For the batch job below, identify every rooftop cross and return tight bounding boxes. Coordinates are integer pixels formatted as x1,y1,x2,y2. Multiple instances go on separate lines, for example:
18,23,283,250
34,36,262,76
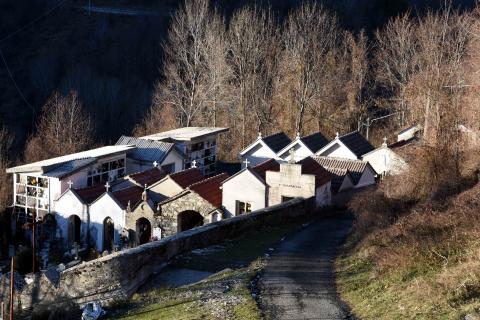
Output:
335,132,340,139
244,159,250,168
105,181,110,192
67,180,73,189
289,148,296,164
382,137,388,147
296,131,301,140
258,132,262,139
153,161,158,168
191,160,197,168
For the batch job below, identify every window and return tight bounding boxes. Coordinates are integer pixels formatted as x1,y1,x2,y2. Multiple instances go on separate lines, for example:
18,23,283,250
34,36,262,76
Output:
161,163,175,174
281,196,295,203
15,174,50,214
87,158,126,186
236,201,252,215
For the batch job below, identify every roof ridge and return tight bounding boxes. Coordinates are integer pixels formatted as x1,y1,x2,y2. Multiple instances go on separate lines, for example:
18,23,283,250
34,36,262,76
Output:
189,172,228,189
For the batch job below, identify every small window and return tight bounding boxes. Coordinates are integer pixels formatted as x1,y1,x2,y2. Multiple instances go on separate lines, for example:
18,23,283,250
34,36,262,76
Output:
236,201,252,215
281,196,294,203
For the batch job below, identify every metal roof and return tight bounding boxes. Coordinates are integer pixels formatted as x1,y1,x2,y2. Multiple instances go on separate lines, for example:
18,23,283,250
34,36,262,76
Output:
262,132,292,153
116,135,175,163
141,127,229,142
6,145,136,175
43,158,97,179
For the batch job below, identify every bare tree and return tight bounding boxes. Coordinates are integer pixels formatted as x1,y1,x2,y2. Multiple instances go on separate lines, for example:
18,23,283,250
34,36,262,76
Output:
227,6,280,147
156,0,230,127
281,3,340,134
375,13,417,128
25,91,94,162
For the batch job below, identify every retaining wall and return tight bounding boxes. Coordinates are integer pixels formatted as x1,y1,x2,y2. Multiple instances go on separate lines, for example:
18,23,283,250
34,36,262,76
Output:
0,197,315,311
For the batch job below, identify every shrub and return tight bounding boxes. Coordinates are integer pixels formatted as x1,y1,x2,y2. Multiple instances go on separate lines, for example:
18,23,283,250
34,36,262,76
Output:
14,247,39,275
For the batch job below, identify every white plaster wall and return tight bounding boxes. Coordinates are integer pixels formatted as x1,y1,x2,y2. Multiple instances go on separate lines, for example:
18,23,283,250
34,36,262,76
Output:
363,149,407,176
266,164,316,206
53,191,88,244
161,150,184,172
277,141,313,162
241,142,277,168
315,182,331,207
318,142,358,160
126,150,184,175
89,194,125,252
355,167,376,188
338,175,355,192
222,170,267,218
151,178,183,198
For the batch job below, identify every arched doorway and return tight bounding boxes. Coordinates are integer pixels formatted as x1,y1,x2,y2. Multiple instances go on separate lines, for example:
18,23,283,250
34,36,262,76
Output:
177,210,204,233
68,215,81,246
103,217,114,252
136,218,151,245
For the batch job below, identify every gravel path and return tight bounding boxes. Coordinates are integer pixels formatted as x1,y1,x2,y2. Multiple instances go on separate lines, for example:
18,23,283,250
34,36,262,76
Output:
259,214,354,320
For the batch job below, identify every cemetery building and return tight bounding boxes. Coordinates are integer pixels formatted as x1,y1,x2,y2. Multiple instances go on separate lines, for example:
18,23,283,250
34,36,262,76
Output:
221,159,280,218
266,157,332,207
156,173,229,237
239,132,291,168
140,127,229,176
311,156,377,189
362,138,408,176
7,145,136,222
149,167,205,201
316,131,375,160
277,132,329,162
116,136,184,174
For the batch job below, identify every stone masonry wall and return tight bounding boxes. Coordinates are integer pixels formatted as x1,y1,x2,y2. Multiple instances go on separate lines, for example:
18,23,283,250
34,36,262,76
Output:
0,197,315,312
157,191,215,237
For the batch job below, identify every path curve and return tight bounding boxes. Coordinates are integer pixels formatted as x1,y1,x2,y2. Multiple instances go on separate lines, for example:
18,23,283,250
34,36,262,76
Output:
259,214,354,320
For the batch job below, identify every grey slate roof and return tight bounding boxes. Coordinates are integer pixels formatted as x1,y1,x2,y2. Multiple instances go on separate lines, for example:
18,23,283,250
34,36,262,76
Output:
311,156,372,184
301,132,329,153
262,132,292,153
116,136,176,163
339,131,374,157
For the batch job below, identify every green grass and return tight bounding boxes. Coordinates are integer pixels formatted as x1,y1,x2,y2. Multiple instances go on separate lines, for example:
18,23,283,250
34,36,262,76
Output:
106,220,307,319
336,235,480,320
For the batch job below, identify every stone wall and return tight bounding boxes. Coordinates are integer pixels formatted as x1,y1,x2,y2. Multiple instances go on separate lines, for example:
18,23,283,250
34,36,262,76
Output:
157,191,216,237
0,197,315,312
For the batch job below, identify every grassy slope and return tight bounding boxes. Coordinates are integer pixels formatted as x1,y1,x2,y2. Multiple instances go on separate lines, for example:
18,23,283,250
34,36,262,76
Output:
336,184,480,319
106,222,307,320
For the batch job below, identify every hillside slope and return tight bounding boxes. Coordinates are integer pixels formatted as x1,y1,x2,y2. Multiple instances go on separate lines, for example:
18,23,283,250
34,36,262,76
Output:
337,183,480,319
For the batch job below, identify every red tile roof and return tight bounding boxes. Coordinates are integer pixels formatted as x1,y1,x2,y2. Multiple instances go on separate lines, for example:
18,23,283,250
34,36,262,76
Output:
169,168,205,189
252,159,280,181
129,167,166,187
189,173,229,208
298,157,332,187
75,184,106,204
112,186,144,208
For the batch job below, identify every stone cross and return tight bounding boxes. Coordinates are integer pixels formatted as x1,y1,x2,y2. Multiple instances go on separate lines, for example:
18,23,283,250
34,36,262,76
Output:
258,132,262,139
67,180,73,189
289,148,296,164
191,160,197,168
382,137,388,147
244,159,250,168
335,132,340,139
296,131,301,140
105,181,110,192
153,161,158,168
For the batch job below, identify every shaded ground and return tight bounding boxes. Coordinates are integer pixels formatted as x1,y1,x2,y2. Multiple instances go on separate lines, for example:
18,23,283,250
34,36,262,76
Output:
106,221,309,320
259,213,354,320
